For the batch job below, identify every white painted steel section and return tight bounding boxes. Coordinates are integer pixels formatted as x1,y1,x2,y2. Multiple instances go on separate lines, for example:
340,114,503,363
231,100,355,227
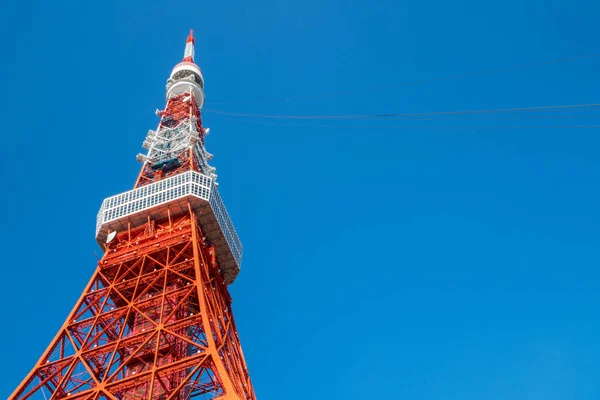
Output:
146,119,199,163
167,78,204,108
97,171,210,226
167,81,205,107
166,63,205,106
184,42,195,61
170,62,204,83
141,112,214,179
209,188,243,267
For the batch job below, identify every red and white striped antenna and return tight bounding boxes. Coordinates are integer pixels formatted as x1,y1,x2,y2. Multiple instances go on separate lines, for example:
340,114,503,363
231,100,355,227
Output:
183,29,195,62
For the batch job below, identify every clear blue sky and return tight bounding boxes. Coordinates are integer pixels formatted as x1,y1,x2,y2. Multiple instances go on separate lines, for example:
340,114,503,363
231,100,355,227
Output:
1,0,600,398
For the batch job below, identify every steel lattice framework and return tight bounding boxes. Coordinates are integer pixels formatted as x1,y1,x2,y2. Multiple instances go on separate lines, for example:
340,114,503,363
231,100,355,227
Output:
11,31,256,400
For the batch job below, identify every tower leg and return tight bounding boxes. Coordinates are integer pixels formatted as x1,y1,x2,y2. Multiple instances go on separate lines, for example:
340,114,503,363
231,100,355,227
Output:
11,212,255,400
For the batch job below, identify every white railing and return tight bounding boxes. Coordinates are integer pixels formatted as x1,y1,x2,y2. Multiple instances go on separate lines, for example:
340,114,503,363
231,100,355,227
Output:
209,187,243,267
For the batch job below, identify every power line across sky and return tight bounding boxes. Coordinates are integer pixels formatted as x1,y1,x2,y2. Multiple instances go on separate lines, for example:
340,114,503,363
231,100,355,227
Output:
204,102,600,121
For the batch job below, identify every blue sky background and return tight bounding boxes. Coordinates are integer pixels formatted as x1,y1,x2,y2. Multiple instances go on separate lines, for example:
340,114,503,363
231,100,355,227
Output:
1,0,600,398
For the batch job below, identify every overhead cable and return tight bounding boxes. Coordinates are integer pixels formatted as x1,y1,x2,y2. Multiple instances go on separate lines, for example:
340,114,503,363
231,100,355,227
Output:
204,103,600,120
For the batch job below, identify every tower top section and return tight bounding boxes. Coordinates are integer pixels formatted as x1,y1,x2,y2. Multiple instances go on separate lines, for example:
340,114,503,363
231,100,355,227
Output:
166,30,205,107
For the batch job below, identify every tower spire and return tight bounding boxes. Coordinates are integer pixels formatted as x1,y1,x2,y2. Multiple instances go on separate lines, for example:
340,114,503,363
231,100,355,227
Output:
183,29,195,62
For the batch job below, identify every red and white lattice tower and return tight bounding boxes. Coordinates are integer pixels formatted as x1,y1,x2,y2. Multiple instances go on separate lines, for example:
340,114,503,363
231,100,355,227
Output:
11,30,256,400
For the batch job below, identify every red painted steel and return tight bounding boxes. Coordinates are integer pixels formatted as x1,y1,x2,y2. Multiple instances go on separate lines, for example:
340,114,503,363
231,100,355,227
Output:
11,213,255,399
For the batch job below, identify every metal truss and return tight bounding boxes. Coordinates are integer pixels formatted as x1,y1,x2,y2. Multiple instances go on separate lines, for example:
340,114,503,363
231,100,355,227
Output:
136,92,215,188
11,212,255,400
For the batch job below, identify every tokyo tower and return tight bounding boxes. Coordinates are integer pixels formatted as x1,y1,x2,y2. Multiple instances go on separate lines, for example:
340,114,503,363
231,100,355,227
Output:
11,31,256,400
